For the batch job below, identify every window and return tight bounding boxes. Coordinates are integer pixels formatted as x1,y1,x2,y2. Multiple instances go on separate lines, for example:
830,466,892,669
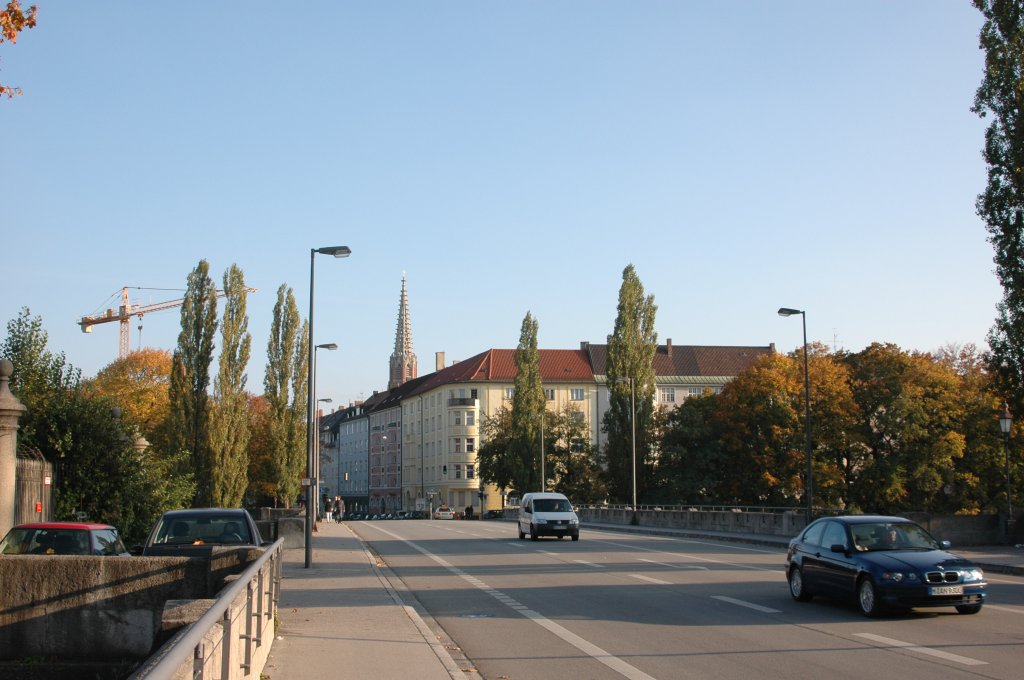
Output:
466,438,475,453
454,438,463,453
471,388,478,399
453,412,462,426
544,388,555,401
570,388,585,401
454,465,463,479
467,464,475,479
688,387,703,398
466,411,475,426
660,387,676,403
504,387,515,400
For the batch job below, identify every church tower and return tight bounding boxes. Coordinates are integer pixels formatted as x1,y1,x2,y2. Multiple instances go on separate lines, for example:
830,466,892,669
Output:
388,273,418,390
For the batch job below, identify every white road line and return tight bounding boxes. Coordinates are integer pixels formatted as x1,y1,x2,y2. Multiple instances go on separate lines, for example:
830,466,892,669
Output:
984,604,1024,614
574,560,605,568
374,525,659,680
630,574,672,585
590,537,782,573
711,595,781,614
854,633,987,666
637,558,709,570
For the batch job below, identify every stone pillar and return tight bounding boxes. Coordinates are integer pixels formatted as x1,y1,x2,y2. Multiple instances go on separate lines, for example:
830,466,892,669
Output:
0,359,28,538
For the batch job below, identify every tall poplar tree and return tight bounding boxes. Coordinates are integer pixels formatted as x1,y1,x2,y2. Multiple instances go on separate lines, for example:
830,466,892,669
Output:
262,284,307,507
974,0,1024,410
168,260,218,506
509,312,547,495
603,264,658,505
208,264,252,507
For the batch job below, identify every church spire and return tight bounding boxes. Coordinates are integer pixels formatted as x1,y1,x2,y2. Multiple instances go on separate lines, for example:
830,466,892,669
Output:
389,273,417,389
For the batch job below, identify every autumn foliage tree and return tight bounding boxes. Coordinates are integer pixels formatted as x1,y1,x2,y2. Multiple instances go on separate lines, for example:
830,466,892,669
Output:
84,348,173,446
0,1,37,98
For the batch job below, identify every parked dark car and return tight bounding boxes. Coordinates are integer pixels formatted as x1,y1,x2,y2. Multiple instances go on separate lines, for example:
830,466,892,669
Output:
483,509,505,520
785,515,987,617
134,508,267,556
0,522,130,556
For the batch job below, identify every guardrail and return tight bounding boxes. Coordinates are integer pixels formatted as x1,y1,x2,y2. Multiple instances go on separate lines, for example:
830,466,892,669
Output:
128,538,284,680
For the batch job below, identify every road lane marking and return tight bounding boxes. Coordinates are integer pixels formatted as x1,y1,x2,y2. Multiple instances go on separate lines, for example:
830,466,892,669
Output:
574,560,604,568
985,604,1024,614
854,633,987,666
373,525,661,680
711,595,781,614
637,558,709,570
590,537,782,574
630,574,672,585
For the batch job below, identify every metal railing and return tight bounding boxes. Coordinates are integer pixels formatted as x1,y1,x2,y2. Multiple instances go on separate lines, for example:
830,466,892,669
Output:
129,539,284,680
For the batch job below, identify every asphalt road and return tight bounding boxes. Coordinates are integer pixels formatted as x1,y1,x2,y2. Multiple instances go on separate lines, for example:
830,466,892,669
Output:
349,519,1024,680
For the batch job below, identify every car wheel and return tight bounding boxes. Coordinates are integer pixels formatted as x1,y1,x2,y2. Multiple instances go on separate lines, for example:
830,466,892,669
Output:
956,604,983,615
788,566,813,602
530,525,538,541
857,576,882,618
518,526,525,540
571,534,579,542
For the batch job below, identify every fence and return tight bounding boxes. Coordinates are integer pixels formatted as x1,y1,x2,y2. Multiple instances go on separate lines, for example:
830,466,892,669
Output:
14,450,52,524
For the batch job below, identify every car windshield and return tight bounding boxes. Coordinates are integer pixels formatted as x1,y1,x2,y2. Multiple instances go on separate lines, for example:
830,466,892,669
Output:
0,528,90,555
534,499,572,512
152,516,252,545
850,522,940,552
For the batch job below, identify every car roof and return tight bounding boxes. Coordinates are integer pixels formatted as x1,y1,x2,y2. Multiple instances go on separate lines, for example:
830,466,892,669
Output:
13,522,115,531
159,508,249,518
523,492,570,500
820,515,910,525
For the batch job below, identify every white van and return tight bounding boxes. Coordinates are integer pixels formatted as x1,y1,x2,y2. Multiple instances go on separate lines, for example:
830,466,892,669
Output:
517,492,580,541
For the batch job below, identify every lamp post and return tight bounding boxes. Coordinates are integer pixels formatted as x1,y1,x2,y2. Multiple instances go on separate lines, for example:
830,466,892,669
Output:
305,246,350,569
614,377,638,525
778,307,813,523
999,402,1014,543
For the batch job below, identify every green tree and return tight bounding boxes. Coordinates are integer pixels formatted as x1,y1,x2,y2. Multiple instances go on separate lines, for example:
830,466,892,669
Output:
974,1,1024,411
547,405,605,503
261,284,307,507
603,264,658,504
508,312,546,495
477,404,516,494
167,260,218,506
658,390,725,504
208,264,252,507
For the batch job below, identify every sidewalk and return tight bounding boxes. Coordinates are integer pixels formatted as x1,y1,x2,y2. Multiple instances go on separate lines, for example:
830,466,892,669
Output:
262,519,1024,680
261,520,462,680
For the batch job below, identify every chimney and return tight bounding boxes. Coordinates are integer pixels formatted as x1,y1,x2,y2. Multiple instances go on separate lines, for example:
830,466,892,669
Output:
436,352,445,371
580,341,589,350
666,338,672,357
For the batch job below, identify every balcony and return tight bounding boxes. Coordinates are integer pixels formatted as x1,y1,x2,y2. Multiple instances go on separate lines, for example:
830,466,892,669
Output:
448,398,477,407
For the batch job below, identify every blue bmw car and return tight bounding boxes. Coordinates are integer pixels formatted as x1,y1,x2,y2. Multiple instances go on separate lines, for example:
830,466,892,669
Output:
785,515,987,617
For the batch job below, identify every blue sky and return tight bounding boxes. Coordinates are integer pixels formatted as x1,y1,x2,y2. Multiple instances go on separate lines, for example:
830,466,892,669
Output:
2,1,999,407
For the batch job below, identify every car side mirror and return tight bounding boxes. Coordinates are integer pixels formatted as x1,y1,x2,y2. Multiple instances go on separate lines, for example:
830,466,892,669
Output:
940,540,951,549
830,543,848,554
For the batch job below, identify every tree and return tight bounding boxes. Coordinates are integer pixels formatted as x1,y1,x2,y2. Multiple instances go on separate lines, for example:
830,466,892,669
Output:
208,264,252,507
167,260,218,506
974,1,1024,412
658,391,725,504
547,405,605,503
260,284,307,507
0,1,37,98
477,404,516,494
84,348,172,446
2,309,192,544
507,312,546,496
603,264,658,504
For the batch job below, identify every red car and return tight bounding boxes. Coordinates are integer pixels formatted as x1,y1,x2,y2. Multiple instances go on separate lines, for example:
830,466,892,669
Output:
0,522,131,556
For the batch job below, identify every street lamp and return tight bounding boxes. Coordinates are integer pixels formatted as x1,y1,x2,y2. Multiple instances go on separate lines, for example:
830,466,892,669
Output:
778,307,813,523
306,246,350,569
614,377,638,525
999,402,1013,543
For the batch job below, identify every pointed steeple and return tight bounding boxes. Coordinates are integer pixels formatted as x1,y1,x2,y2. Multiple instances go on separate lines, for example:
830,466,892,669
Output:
389,273,418,389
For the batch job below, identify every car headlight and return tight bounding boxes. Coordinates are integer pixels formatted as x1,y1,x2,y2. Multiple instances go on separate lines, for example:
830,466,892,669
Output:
963,568,984,582
569,518,579,525
881,571,918,583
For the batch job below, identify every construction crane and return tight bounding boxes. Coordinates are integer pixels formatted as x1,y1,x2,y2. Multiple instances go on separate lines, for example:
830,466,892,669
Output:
79,286,256,360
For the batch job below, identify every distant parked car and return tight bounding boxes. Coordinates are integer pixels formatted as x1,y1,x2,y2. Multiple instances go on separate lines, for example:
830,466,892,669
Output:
483,509,505,520
785,515,987,617
434,506,454,520
0,522,130,556
134,508,267,556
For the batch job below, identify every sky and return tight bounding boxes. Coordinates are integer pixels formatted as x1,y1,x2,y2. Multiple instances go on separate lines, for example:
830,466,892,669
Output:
2,1,1000,408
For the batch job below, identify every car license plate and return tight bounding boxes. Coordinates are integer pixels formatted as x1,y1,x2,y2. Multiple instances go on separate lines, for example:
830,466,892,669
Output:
929,585,963,596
